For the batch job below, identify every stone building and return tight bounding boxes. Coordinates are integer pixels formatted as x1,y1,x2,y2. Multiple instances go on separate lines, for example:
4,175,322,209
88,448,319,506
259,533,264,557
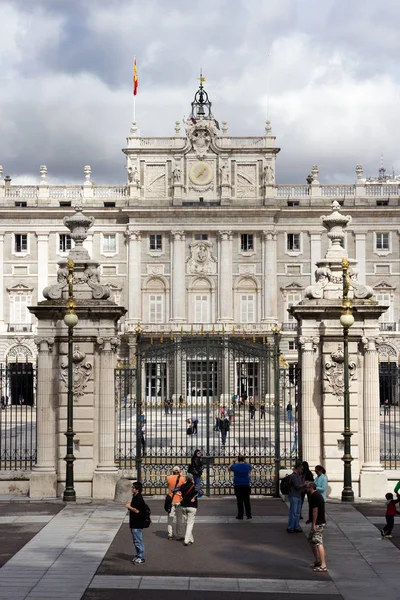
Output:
0,80,399,497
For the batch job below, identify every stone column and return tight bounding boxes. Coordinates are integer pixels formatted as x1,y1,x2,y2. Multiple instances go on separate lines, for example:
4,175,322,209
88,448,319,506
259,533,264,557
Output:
126,230,142,323
218,231,233,322
355,233,366,284
30,337,57,498
359,337,386,496
0,233,4,332
171,231,186,322
310,233,322,285
299,336,320,466
37,233,49,301
262,230,277,320
93,336,120,499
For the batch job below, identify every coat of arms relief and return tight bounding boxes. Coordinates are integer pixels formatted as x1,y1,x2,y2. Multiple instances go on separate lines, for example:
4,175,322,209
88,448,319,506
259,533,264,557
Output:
186,241,217,275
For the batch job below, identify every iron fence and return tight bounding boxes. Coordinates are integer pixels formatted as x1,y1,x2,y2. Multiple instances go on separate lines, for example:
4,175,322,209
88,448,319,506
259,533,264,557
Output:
380,362,400,468
0,363,37,470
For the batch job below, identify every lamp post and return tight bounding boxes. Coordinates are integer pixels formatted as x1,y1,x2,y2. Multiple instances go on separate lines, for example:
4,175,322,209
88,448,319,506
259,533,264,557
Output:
63,258,79,502
340,257,355,502
272,324,281,498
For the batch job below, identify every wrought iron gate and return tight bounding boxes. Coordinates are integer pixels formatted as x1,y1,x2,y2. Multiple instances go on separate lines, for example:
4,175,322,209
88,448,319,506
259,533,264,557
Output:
380,362,400,468
115,334,298,495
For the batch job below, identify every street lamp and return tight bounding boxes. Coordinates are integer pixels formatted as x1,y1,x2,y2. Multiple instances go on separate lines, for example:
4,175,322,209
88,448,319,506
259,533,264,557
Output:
340,257,355,502
63,258,78,502
272,324,281,498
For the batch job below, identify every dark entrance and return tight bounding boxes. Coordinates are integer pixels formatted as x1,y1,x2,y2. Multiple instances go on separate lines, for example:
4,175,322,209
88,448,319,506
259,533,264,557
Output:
115,334,298,495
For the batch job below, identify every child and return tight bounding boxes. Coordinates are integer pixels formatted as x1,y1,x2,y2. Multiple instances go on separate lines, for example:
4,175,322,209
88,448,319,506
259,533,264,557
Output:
381,493,399,538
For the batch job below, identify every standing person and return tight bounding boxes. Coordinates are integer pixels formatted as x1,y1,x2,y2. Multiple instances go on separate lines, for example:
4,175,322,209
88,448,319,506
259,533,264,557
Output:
291,422,298,454
179,395,184,409
286,401,293,421
301,461,315,519
214,406,221,431
166,466,185,541
260,402,265,419
189,449,203,488
306,482,327,572
140,423,146,456
229,455,252,520
314,466,328,501
169,397,173,414
0,396,5,410
125,482,147,564
219,415,230,446
164,398,169,416
173,473,203,546
381,493,399,538
287,461,307,533
249,402,256,420
190,416,198,435
384,399,390,415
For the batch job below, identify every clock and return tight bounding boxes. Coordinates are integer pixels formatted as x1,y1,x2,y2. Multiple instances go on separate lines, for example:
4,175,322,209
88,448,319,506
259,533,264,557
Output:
189,161,213,186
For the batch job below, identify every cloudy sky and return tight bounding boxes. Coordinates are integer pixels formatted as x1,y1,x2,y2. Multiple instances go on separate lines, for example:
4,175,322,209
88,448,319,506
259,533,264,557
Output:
0,0,399,184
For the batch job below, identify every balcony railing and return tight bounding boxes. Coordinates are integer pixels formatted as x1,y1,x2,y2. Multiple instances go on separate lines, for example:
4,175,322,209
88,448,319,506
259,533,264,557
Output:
281,322,297,331
7,323,33,332
379,322,397,332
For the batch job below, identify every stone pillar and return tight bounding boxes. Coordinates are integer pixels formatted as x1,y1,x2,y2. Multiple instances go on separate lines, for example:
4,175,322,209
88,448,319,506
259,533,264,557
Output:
171,231,186,322
30,337,57,498
359,337,386,496
218,231,233,322
355,233,366,284
0,233,4,332
93,336,120,499
310,233,321,285
262,230,277,320
126,230,142,323
299,336,320,466
37,233,49,301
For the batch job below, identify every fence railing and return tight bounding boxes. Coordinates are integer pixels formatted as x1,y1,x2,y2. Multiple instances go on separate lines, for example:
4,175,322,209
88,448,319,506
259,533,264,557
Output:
380,363,400,468
0,363,36,470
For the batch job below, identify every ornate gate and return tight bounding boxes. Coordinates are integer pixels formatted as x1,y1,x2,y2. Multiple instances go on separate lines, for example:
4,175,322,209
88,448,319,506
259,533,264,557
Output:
115,334,298,495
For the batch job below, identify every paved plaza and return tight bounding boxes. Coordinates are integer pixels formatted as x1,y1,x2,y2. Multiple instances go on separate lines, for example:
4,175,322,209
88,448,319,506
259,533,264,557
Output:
0,495,399,600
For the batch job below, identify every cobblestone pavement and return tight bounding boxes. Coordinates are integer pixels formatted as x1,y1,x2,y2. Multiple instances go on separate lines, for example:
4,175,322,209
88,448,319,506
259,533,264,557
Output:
0,497,398,600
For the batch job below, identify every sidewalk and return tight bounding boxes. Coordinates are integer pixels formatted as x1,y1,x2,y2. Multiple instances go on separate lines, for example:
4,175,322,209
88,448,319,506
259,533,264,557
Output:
0,497,398,600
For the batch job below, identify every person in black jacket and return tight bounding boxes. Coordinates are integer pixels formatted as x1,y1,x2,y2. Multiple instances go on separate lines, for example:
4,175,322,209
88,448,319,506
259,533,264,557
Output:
173,473,203,546
189,449,203,488
125,481,147,564
300,461,314,520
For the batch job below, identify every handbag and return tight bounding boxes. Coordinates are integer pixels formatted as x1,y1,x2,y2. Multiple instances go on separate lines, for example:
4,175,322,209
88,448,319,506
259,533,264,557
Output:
165,474,181,513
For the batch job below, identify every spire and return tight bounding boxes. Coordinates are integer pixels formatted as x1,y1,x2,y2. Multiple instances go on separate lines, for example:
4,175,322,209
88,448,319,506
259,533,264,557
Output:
190,70,214,121
378,154,386,180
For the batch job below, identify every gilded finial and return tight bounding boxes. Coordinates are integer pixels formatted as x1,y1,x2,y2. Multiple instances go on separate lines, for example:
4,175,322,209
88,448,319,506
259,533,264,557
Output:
169,329,174,340
160,334,164,343
190,325,194,335
180,326,184,337
200,324,204,335
211,324,215,335
222,324,225,335
242,328,246,339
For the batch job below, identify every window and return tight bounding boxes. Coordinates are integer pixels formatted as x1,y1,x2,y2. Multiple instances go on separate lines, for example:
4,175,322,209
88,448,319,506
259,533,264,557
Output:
195,295,209,322
376,293,392,323
288,340,297,351
149,234,162,251
59,234,72,253
102,234,117,253
376,233,389,251
195,233,208,241
59,201,72,207
286,292,302,321
376,200,389,206
15,201,27,208
287,233,301,252
241,234,254,251
287,200,299,207
149,295,163,323
240,294,254,323
11,295,31,324
14,234,28,253
104,202,116,208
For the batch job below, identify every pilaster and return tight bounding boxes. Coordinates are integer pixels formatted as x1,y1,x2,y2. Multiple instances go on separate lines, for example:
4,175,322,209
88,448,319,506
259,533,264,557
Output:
36,233,49,301
171,231,186,322
355,233,367,284
218,230,233,321
125,229,142,323
262,230,277,320
299,336,320,466
0,233,4,331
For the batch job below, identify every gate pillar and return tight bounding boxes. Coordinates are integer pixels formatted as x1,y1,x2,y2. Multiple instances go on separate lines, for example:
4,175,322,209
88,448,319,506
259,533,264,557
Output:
299,336,320,468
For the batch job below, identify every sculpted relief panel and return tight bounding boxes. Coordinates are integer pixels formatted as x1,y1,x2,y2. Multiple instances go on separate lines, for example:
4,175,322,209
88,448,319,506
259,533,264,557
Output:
236,164,257,198
187,241,217,275
145,164,166,198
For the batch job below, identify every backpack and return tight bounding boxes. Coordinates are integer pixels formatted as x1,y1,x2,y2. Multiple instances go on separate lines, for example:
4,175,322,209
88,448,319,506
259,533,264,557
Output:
280,474,291,495
143,502,151,528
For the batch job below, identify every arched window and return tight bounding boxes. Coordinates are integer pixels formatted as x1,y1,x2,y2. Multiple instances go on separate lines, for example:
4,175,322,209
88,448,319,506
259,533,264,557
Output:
235,276,259,324
143,277,168,324
189,277,214,324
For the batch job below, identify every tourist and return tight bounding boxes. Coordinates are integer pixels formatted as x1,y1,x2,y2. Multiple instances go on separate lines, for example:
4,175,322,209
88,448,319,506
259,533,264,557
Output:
300,461,314,519
229,455,252,520
286,401,293,421
166,466,185,541
164,398,169,416
140,423,146,456
259,402,265,419
125,482,147,565
381,492,399,539
249,402,256,420
219,415,230,446
172,473,203,546
314,465,327,501
189,449,203,488
306,481,327,572
287,461,307,533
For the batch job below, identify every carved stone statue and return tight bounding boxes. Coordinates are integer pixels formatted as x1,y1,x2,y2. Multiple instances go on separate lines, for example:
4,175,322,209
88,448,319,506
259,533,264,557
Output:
187,241,217,275
128,165,140,186
173,166,181,183
264,163,275,185
220,162,230,185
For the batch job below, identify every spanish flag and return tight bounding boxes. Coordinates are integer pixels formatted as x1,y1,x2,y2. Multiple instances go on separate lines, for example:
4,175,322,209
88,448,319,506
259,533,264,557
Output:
133,58,138,96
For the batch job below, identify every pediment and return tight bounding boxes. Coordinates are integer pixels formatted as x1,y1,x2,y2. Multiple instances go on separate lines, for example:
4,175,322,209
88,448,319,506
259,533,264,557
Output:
374,280,396,291
280,281,304,292
7,283,34,293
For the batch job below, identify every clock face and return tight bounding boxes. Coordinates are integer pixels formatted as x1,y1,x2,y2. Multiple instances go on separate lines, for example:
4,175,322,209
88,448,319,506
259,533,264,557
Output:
189,161,213,186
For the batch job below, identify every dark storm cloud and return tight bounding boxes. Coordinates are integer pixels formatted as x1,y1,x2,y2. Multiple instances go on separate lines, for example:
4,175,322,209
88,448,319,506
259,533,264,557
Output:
1,0,400,184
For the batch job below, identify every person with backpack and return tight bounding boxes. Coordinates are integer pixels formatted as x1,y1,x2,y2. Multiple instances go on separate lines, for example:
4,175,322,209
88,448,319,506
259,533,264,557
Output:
166,466,185,541
172,473,203,546
125,481,149,565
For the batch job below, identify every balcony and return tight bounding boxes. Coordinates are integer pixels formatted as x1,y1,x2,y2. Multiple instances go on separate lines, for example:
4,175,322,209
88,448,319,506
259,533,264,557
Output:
379,322,397,332
7,323,33,333
281,322,298,331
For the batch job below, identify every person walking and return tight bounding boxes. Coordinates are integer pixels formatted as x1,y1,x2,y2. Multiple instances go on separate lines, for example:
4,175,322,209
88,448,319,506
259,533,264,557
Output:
173,473,203,546
381,493,399,538
229,455,252,520
189,449,203,488
287,461,307,533
219,415,230,446
125,481,147,564
306,482,327,572
214,406,221,431
314,465,328,501
286,401,293,421
166,466,185,541
249,402,256,420
259,402,265,419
